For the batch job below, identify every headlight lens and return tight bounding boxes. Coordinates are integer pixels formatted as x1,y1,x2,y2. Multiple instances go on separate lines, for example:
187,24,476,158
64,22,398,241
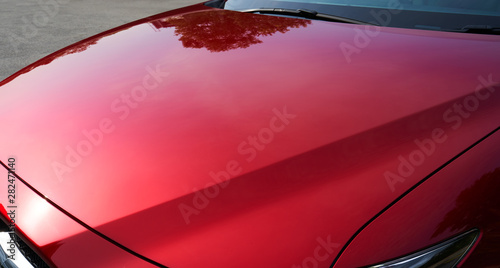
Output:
0,232,38,268
368,229,479,268
1,243,17,268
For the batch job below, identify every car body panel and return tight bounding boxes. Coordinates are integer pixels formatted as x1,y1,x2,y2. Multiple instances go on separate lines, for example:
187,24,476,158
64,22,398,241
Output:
0,3,499,267
0,177,156,268
335,130,500,267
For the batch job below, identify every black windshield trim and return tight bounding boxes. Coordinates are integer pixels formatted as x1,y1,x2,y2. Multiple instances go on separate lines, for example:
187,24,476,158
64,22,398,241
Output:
240,7,374,25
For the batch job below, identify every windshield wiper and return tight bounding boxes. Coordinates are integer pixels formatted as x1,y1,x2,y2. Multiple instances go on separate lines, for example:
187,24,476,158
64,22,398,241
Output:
240,8,374,25
452,25,500,35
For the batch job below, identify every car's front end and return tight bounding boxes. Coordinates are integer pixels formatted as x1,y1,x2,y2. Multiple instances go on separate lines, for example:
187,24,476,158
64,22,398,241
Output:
1,1,499,267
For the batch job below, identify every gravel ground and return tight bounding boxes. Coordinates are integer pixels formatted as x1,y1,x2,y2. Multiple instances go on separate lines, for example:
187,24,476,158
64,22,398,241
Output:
0,0,201,82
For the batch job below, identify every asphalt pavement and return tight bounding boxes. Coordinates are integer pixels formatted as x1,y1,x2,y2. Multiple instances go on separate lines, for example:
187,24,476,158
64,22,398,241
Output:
0,0,201,82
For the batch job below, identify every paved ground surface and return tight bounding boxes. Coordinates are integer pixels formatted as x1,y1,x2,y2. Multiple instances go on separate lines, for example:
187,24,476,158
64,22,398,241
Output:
0,0,201,82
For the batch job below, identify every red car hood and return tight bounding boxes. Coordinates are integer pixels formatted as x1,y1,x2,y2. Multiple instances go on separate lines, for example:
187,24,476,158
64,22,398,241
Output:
1,3,499,267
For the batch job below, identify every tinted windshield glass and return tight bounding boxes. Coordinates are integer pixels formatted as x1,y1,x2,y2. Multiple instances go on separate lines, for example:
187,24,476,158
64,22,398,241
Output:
224,0,500,33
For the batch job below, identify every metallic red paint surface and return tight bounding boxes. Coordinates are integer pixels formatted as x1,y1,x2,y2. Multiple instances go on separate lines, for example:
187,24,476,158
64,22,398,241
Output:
334,130,500,267
0,3,499,267
0,176,156,268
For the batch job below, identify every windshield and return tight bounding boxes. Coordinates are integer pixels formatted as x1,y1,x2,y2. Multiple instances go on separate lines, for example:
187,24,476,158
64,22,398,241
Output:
221,0,500,33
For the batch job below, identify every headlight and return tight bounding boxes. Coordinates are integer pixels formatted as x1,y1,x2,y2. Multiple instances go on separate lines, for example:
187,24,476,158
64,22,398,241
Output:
367,229,479,268
0,232,36,268
1,243,17,268
0,207,51,268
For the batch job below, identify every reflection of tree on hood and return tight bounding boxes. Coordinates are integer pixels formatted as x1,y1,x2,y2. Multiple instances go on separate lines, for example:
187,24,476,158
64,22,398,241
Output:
433,168,500,267
159,11,310,52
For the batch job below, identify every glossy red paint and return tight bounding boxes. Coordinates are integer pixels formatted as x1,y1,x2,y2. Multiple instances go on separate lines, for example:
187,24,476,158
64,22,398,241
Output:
0,178,157,268
334,130,500,267
0,2,499,267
